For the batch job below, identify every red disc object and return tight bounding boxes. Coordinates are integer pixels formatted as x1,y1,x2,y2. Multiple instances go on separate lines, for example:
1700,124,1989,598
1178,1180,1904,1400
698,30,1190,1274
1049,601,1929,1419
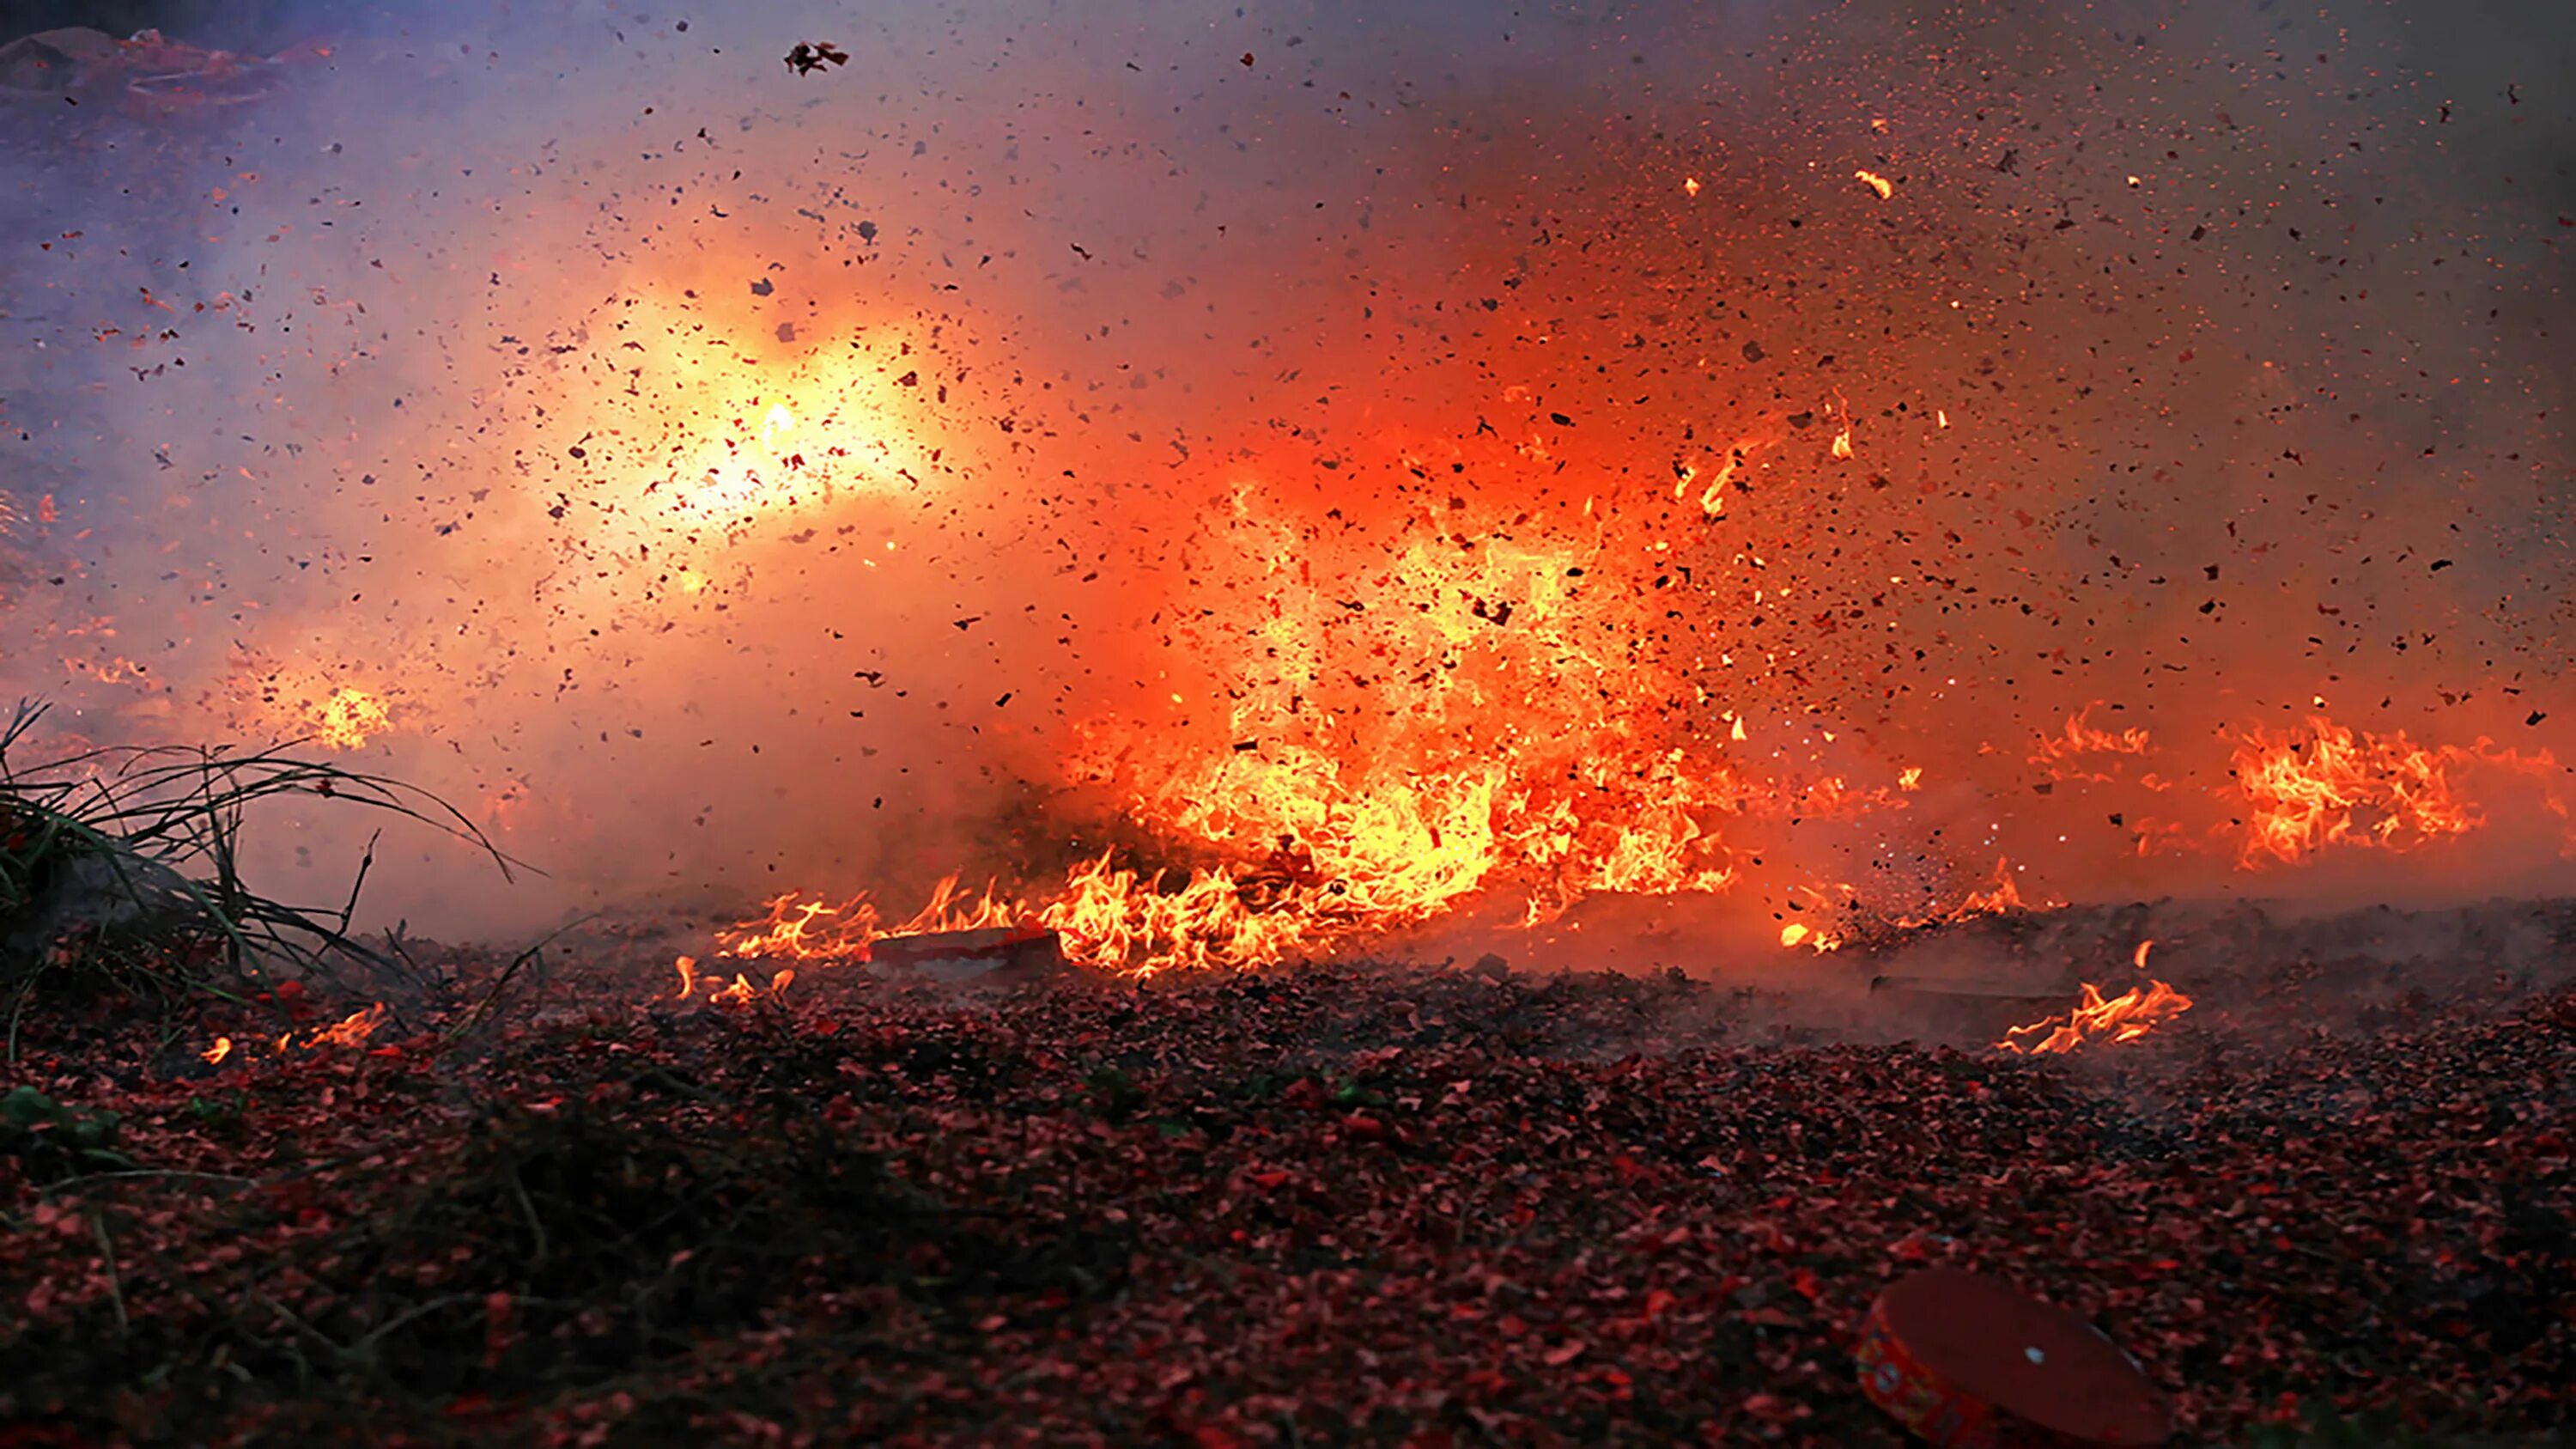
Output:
1855,1269,2169,1447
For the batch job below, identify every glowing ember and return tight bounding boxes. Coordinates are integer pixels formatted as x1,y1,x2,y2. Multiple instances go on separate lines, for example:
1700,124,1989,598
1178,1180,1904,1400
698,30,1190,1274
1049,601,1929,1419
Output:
1853,168,1894,199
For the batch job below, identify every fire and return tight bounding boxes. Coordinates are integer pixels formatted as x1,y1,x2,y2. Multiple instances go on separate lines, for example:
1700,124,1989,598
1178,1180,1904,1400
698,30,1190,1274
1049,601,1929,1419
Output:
682,477,1765,977
2000,935,2190,1054
1997,977,2194,1055
1897,766,1923,791
2234,717,2478,868
708,874,1020,968
2031,703,2152,777
544,294,937,537
312,687,391,751
1893,856,2054,928
196,1002,386,1068
1682,176,1701,198
1853,168,1894,199
309,1002,386,1049
707,969,793,1005
1043,494,1745,969
1778,922,1841,952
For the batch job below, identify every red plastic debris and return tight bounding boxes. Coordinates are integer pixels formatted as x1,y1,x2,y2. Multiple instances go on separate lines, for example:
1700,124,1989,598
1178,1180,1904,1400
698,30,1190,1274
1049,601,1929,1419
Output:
1858,1268,2169,1446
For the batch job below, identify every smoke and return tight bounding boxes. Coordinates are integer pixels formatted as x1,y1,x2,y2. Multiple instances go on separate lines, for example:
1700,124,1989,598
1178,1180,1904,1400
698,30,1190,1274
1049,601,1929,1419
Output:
3,0,2573,946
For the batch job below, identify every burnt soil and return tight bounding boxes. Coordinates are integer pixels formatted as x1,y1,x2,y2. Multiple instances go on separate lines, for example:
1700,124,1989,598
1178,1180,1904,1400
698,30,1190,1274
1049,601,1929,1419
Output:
1,902,2571,1447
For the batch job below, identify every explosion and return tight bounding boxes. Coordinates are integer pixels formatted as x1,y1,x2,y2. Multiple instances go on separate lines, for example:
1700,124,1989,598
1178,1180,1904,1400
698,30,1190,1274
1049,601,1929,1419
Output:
1,2,2569,1056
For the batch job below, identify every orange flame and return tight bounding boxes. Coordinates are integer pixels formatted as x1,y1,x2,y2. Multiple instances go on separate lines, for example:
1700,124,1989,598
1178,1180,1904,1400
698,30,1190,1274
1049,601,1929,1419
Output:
194,1002,386,1068
2234,717,2477,868
2001,937,2190,1053
1997,977,2194,1055
2029,702,2154,785
1778,922,1841,952
1894,856,2055,929
308,1003,386,1050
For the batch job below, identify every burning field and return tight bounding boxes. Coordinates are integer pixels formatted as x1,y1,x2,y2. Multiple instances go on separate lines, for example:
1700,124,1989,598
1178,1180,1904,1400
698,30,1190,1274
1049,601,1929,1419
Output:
2,0,2573,1443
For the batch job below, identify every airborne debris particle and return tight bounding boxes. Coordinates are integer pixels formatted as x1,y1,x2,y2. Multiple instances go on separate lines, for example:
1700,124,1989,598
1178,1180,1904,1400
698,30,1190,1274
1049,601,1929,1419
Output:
783,41,848,76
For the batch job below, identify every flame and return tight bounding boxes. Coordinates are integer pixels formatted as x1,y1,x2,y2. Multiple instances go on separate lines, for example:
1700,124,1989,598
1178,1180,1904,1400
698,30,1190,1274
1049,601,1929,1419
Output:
308,1003,387,1050
1044,497,1744,969
194,1002,386,1068
1893,856,2054,928
1682,176,1701,198
2001,935,2190,1053
1997,977,2194,1054
1897,766,1923,791
1853,169,1894,199
689,481,1763,977
1779,922,1841,952
2234,717,2478,868
2032,702,2152,774
313,687,391,751
709,874,1022,967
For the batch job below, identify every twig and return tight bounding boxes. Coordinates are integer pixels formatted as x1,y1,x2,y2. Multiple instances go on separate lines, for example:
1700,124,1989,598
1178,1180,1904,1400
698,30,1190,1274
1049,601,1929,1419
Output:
444,916,595,1042
348,1292,484,1358
246,1288,352,1367
44,1167,258,1195
336,831,380,936
507,1163,550,1268
92,1209,130,1340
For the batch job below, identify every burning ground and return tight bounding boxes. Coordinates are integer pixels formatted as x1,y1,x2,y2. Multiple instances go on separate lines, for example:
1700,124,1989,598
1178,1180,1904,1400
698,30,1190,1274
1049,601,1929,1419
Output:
4,0,2574,951
3,903,2574,1446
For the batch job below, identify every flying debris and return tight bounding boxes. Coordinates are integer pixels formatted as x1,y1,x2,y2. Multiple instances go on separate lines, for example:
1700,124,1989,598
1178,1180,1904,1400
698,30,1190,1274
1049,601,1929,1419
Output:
782,41,848,76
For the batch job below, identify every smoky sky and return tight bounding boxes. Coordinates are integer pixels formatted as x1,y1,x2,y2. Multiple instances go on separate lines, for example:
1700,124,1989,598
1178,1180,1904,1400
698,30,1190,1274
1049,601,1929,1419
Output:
3,0,2573,941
